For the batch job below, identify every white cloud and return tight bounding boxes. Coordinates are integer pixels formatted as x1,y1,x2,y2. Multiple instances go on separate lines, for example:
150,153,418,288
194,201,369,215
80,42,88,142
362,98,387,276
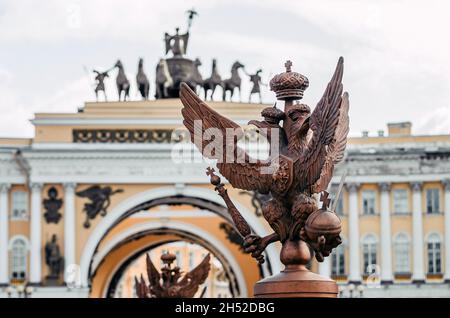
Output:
0,0,219,42
1,0,450,138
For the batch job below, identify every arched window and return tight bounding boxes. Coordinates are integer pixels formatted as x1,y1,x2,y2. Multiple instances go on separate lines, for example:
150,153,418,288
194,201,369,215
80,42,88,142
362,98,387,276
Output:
9,237,28,280
427,233,441,274
331,244,345,276
394,233,410,273
362,234,377,275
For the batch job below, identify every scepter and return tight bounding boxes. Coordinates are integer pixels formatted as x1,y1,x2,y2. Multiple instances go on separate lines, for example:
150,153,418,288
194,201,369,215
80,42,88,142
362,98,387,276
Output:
206,167,251,237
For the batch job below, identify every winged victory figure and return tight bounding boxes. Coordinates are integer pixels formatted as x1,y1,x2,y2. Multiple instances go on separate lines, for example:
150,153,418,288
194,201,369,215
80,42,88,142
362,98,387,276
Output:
76,185,124,228
135,252,210,298
180,57,349,267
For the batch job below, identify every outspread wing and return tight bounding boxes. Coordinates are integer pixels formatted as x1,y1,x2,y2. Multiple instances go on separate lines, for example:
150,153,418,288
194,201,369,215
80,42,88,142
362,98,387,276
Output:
295,57,345,191
164,33,171,55
178,253,211,298
311,92,349,193
181,32,189,54
180,83,271,193
134,274,150,298
145,253,163,296
75,185,101,199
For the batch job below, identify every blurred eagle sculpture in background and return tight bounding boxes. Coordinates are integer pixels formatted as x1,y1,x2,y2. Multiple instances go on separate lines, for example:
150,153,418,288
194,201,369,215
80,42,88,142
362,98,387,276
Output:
179,57,349,280
135,253,211,298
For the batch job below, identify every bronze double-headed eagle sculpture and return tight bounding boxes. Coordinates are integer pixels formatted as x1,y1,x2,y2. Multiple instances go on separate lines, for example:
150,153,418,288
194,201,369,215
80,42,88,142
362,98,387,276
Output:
135,253,210,298
180,57,349,297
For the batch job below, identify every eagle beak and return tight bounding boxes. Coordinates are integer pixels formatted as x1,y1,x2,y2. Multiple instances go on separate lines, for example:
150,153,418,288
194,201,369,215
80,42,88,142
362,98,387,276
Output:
298,116,310,134
248,120,263,129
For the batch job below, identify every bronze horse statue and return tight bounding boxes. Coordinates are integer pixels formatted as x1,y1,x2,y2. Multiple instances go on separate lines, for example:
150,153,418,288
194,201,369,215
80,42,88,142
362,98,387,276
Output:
202,59,222,101
136,58,150,100
221,61,245,102
155,58,174,99
192,58,203,95
114,60,130,101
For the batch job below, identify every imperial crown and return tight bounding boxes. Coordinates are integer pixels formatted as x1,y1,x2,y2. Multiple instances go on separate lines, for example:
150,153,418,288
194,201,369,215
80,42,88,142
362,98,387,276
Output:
269,60,309,100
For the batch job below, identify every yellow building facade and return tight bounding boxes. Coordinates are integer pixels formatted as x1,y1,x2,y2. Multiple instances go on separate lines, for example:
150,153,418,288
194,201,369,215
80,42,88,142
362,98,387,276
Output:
0,99,449,298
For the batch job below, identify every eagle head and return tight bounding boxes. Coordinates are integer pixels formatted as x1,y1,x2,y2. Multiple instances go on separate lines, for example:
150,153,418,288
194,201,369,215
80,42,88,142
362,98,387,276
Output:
286,103,311,137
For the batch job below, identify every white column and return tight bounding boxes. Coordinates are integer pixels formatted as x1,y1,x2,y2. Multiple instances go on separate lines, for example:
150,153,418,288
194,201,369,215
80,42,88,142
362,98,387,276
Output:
379,182,394,283
318,257,331,278
347,183,361,283
411,182,425,283
64,183,76,283
443,180,450,282
29,182,43,284
0,183,11,285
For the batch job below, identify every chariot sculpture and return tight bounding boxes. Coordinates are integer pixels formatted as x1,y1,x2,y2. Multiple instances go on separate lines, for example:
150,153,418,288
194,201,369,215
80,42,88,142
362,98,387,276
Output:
180,57,349,297
156,11,200,98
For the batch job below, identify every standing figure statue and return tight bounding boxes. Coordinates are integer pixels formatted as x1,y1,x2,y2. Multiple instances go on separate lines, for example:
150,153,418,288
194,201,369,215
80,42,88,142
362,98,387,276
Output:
93,69,110,102
45,234,64,280
202,59,222,101
165,28,190,57
155,59,174,99
186,8,198,29
180,57,349,298
136,58,150,100
246,69,265,103
221,61,245,102
114,60,130,101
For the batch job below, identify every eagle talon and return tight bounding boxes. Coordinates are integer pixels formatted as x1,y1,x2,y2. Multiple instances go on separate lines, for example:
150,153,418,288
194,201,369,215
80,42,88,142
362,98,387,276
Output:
243,234,266,263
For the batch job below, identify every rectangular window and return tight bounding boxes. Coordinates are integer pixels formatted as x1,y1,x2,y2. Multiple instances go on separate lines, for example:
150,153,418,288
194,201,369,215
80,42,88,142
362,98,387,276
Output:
11,191,28,220
393,189,409,214
427,242,441,274
363,244,377,274
331,246,345,276
426,188,440,214
362,190,376,215
394,243,410,273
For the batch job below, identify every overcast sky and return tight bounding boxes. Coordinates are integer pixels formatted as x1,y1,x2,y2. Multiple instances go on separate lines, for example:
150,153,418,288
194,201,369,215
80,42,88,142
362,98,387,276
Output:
1,0,450,138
